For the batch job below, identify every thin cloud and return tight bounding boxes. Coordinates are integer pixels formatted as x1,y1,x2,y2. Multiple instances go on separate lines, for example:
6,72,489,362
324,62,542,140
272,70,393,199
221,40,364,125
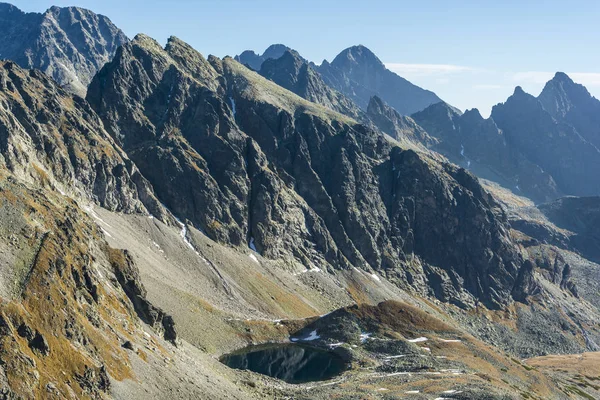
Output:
385,63,474,77
570,73,600,86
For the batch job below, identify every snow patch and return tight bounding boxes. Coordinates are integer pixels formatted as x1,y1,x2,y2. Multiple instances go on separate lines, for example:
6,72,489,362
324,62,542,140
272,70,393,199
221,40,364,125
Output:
384,372,410,377
328,342,345,349
384,355,406,359
408,337,428,343
177,220,195,251
248,254,259,263
360,332,372,343
291,330,320,342
439,338,462,343
370,273,381,282
460,144,465,157
249,237,257,252
405,390,420,394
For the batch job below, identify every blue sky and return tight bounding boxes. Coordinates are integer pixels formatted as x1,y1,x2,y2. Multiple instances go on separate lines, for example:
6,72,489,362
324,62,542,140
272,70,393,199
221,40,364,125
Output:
8,0,600,116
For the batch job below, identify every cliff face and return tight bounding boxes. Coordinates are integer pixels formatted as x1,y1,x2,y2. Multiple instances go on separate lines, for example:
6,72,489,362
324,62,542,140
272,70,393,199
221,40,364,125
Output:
0,3,128,96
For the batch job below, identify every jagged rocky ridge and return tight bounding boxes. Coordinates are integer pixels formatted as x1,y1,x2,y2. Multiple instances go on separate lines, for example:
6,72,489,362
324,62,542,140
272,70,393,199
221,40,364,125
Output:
412,101,561,203
236,44,444,116
492,83,600,197
86,34,536,310
413,73,600,202
0,3,128,96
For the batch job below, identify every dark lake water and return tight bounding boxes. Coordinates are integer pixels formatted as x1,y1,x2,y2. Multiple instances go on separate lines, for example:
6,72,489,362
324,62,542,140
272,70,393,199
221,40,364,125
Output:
220,343,348,384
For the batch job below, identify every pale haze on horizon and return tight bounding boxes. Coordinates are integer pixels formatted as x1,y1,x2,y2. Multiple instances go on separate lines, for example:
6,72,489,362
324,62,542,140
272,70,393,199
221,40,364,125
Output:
6,0,600,116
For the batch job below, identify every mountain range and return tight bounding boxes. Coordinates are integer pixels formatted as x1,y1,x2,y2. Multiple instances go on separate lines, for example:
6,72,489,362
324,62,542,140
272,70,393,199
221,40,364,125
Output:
0,3,599,399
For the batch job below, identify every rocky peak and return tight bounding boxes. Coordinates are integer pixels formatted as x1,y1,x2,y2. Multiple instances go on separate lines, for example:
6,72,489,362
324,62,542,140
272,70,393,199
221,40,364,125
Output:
319,45,444,115
262,43,291,60
0,2,20,14
0,3,128,96
331,44,385,70
538,72,600,149
461,108,484,122
411,101,461,139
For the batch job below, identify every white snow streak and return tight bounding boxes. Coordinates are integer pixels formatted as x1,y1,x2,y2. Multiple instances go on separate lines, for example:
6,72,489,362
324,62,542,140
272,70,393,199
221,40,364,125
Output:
230,97,236,117
360,333,372,343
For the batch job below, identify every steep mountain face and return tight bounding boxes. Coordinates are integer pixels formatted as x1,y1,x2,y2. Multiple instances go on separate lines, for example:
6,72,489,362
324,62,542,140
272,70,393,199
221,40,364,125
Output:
87,35,534,310
412,102,561,203
0,3,128,96
367,95,436,146
317,45,443,115
0,60,167,218
258,50,365,121
538,196,600,263
234,44,291,71
492,86,600,197
538,72,600,149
